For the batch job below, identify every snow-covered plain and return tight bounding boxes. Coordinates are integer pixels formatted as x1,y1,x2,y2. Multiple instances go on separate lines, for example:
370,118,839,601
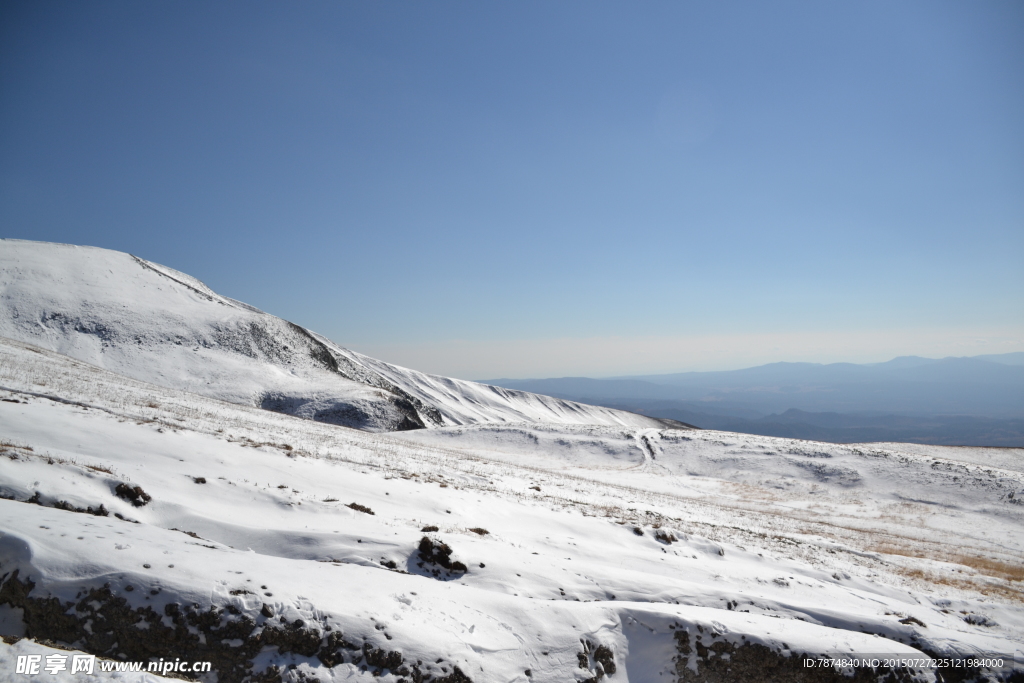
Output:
1,240,1023,682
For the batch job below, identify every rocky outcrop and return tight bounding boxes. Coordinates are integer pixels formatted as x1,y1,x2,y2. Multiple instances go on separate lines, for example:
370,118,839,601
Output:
0,570,472,683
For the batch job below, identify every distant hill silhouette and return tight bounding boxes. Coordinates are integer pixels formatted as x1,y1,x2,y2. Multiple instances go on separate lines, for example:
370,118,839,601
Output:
482,353,1024,446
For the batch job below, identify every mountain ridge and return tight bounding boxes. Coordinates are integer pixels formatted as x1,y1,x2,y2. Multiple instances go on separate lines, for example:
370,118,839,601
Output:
482,354,1024,421
0,239,668,433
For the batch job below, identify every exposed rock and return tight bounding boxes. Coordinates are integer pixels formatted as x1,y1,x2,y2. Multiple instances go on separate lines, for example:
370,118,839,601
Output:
576,638,616,681
673,627,920,683
0,570,471,683
655,530,677,544
114,483,151,507
416,537,468,577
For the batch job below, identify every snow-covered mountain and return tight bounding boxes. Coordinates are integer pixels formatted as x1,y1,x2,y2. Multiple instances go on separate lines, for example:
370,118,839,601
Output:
0,240,667,433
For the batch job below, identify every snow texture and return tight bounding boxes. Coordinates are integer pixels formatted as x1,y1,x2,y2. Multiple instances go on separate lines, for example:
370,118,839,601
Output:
1,239,1023,682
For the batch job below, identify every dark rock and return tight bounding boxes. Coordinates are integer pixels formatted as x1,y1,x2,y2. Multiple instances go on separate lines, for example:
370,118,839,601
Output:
594,644,616,675
0,570,473,683
673,627,922,682
364,644,403,670
114,483,151,507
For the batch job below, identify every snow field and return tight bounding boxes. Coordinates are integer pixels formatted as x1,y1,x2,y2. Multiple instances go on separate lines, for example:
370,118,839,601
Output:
2,338,1023,681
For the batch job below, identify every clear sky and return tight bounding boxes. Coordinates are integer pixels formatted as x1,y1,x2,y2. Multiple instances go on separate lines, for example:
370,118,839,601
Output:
2,1,1022,379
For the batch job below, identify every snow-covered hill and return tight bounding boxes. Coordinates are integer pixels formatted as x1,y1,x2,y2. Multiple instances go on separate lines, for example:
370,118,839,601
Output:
2,240,1023,682
1,337,1022,682
0,240,666,433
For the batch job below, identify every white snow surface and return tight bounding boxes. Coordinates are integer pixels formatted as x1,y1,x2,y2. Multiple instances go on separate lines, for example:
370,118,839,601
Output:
1,338,1023,682
0,239,663,432
1,239,1023,681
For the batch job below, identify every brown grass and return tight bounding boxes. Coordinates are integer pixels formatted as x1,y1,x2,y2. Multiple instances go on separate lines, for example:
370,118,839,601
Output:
872,542,1024,582
897,567,1024,603
949,554,1024,582
870,541,1024,602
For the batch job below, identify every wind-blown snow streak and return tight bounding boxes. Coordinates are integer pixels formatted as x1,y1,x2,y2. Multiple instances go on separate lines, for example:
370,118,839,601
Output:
0,240,665,432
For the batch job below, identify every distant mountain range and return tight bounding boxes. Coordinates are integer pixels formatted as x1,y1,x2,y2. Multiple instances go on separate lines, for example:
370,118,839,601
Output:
482,353,1024,447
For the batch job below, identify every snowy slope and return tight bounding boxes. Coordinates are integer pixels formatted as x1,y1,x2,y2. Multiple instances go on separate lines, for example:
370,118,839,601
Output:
1,337,1022,682
0,239,664,433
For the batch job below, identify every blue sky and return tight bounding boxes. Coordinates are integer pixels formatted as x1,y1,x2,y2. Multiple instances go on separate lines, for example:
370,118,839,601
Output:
2,1,1022,378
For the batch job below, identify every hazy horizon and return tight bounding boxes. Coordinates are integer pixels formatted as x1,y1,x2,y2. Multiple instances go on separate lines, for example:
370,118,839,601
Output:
362,333,1023,380
475,349,1024,382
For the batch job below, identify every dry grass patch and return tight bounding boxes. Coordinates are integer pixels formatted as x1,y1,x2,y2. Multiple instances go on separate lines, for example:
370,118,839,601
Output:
3,444,116,476
950,554,1024,583
346,502,374,515
872,542,1024,582
870,541,1024,602
720,480,784,503
898,567,1024,603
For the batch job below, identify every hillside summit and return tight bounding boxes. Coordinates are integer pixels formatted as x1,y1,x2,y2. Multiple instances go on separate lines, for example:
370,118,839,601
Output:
0,239,669,433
